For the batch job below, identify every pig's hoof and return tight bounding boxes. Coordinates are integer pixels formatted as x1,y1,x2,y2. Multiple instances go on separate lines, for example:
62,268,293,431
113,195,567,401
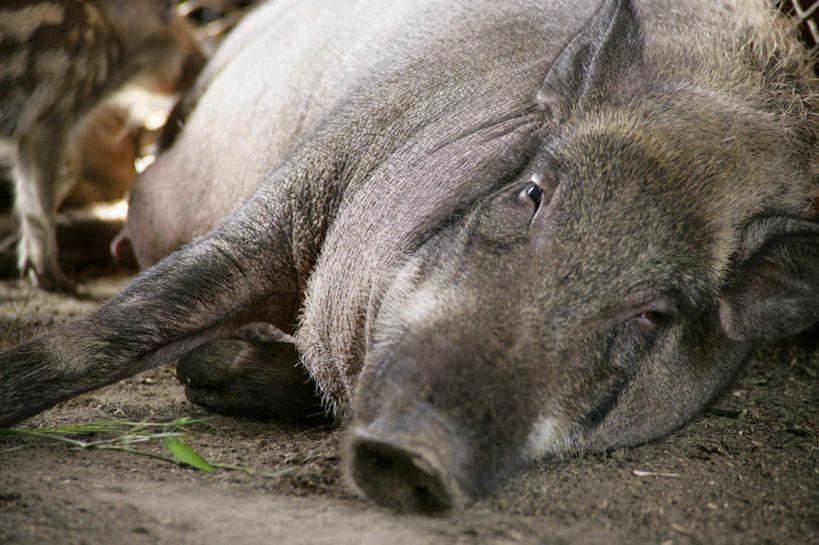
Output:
19,252,75,293
27,266,76,293
177,339,328,422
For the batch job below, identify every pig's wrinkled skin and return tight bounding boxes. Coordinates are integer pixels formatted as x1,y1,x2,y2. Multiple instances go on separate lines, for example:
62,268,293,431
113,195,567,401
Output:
2,0,819,513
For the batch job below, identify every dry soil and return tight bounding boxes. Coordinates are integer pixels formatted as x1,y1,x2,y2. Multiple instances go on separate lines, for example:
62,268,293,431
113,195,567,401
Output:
0,257,817,545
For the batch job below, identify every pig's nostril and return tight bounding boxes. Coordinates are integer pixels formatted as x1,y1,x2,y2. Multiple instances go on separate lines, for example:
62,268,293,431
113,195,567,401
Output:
349,433,460,514
412,485,435,507
371,452,395,471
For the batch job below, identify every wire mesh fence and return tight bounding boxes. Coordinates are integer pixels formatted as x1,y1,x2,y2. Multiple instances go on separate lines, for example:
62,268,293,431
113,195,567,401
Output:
779,0,819,54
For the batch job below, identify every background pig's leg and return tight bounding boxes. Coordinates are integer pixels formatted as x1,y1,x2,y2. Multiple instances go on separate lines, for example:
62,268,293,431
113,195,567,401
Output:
0,174,308,427
13,124,73,291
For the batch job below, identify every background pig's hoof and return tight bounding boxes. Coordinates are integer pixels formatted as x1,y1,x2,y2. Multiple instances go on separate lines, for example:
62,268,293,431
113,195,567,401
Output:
177,339,328,423
26,264,76,294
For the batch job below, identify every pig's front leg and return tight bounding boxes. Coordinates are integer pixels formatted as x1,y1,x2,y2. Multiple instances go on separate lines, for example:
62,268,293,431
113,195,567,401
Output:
176,326,327,422
0,177,305,427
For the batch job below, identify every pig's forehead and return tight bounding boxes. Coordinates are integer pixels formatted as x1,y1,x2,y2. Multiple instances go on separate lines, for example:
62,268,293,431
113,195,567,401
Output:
534,205,717,308
535,102,806,286
541,128,715,246
544,101,807,219
532,126,741,299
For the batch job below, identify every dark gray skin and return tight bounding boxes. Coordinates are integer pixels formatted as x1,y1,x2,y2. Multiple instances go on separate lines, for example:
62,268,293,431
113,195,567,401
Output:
2,0,819,514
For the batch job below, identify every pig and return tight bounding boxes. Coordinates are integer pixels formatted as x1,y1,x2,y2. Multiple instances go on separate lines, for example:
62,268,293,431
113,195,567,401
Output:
1,0,818,514
60,100,140,211
0,0,205,291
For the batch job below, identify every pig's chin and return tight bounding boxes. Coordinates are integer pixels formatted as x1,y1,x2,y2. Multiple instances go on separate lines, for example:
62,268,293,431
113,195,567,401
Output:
519,413,583,461
345,401,588,513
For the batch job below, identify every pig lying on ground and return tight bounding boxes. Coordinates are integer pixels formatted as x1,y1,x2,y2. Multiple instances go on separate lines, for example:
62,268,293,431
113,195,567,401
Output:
2,0,819,514
0,0,205,291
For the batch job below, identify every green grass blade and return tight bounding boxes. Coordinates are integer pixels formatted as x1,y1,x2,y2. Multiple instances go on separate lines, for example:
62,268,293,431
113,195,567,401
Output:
2,418,289,479
162,438,217,472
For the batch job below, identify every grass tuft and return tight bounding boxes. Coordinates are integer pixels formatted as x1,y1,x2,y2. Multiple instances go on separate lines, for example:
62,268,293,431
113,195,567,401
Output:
0,417,292,478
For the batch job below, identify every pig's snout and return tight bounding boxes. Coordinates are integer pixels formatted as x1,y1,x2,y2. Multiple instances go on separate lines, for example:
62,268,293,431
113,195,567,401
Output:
349,431,459,513
348,409,468,514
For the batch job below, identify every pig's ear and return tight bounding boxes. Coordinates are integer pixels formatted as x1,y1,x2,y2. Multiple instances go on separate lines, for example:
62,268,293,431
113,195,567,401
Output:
718,217,819,343
536,0,643,120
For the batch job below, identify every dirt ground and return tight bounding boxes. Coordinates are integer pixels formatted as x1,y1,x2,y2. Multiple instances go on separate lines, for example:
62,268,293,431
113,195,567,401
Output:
0,251,817,545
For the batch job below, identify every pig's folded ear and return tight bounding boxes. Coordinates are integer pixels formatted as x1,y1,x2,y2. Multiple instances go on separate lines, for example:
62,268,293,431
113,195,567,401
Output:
536,0,643,121
718,217,819,343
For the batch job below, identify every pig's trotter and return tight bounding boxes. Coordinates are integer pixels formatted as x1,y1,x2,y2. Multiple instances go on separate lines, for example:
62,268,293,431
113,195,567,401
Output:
177,339,327,422
19,251,76,293
16,209,75,293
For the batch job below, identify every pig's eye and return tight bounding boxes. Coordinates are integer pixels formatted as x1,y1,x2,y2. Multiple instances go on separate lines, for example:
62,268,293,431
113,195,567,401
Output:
520,176,545,215
626,298,678,334
632,310,671,333
525,182,542,207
